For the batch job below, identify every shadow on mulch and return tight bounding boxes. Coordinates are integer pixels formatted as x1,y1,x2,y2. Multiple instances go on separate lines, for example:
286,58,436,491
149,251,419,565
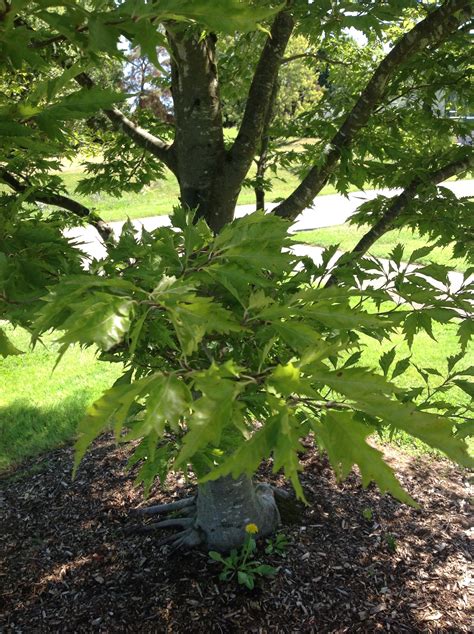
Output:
0,434,471,633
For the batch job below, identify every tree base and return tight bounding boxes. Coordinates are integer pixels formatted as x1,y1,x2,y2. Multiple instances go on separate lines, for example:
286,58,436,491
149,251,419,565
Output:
131,475,282,552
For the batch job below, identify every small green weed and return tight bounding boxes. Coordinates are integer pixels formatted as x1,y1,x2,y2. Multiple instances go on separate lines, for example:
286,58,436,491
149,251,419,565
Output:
361,507,373,522
209,523,278,590
265,532,289,556
384,533,397,553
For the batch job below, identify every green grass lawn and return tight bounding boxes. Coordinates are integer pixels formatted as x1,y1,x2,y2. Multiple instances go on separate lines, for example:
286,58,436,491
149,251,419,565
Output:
357,324,472,455
0,320,470,473
56,130,327,222
59,169,353,223
297,224,469,272
0,324,122,472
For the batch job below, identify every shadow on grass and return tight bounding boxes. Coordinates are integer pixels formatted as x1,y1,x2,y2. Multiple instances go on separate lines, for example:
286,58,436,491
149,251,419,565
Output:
0,391,92,472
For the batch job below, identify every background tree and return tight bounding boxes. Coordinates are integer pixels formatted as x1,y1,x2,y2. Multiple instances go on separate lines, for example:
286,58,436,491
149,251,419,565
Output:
0,0,473,551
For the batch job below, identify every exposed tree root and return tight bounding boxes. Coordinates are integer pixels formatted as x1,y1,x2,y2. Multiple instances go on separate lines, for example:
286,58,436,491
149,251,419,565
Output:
134,496,196,517
271,486,304,524
162,527,203,551
138,517,195,533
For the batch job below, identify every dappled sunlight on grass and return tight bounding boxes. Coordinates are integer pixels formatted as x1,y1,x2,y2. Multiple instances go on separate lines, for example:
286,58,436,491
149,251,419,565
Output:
298,224,469,271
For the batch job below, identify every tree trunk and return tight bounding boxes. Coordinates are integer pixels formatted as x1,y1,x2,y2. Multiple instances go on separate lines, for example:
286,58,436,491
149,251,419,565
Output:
167,27,236,233
195,475,280,551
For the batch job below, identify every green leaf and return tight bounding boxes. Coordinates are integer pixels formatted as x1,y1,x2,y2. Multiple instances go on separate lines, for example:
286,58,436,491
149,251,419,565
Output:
133,442,171,497
203,406,306,500
447,352,464,372
353,394,473,469
214,211,293,274
268,363,318,398
209,551,225,563
310,367,397,399
389,243,404,266
173,367,243,470
88,14,120,54
416,263,449,284
128,308,150,357
169,296,241,356
201,416,279,483
458,319,473,352
73,373,156,475
42,87,126,120
127,374,191,439
271,408,306,501
58,293,134,351
379,347,396,377
302,303,389,330
133,0,281,34
342,350,362,369
453,379,474,399
272,321,322,352
253,564,278,576
457,366,474,377
455,421,474,439
313,412,418,506
391,357,411,380
402,312,435,348
408,245,434,264
0,328,23,357
237,571,254,589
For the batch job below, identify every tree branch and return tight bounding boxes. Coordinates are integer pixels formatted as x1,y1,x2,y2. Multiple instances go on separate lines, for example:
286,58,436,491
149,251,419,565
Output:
0,168,112,241
281,52,349,66
274,0,473,221
75,72,177,174
18,17,176,171
325,152,474,286
225,10,294,186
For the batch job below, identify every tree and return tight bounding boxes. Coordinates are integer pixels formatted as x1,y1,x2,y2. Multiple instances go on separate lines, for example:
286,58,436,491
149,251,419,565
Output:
1,0,473,552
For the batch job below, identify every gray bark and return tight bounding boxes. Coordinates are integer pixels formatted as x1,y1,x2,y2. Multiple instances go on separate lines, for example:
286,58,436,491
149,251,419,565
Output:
167,27,231,233
75,72,177,173
255,79,280,211
222,11,294,224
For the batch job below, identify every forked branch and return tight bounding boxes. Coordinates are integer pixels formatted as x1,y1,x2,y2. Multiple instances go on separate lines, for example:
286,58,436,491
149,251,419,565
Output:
75,73,177,174
226,10,294,186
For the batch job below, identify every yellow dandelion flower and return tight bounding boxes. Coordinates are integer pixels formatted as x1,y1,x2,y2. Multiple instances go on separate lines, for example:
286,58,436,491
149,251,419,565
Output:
245,523,258,534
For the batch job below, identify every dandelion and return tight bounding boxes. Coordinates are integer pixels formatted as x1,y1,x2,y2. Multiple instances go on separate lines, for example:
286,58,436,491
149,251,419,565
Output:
245,523,258,535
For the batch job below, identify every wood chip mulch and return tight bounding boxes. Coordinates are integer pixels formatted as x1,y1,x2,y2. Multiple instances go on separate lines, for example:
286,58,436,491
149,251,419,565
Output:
0,436,472,633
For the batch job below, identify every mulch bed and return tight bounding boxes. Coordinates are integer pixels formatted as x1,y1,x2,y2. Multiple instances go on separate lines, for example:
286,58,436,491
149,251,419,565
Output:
0,435,472,633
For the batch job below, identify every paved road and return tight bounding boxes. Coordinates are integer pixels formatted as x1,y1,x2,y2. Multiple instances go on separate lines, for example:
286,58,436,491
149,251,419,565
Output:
66,180,474,273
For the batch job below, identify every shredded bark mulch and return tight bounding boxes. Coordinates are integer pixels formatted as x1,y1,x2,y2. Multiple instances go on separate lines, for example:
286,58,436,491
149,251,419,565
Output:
0,436,472,633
